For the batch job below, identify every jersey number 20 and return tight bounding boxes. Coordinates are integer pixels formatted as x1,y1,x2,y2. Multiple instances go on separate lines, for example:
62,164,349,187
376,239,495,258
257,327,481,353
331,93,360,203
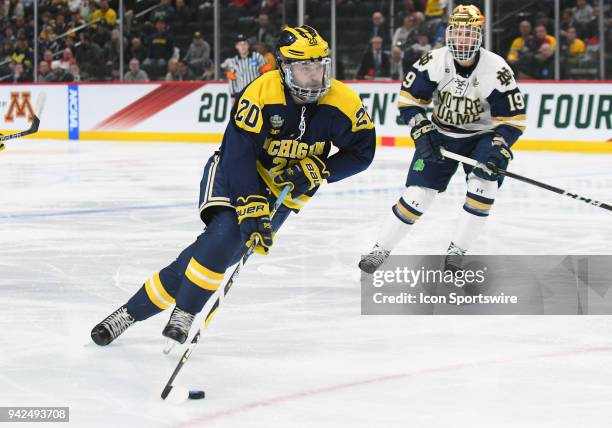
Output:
235,98,261,129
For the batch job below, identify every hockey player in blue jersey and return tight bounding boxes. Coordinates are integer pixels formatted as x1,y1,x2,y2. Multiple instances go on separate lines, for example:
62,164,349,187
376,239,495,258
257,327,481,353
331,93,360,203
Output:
92,25,376,346
359,5,527,274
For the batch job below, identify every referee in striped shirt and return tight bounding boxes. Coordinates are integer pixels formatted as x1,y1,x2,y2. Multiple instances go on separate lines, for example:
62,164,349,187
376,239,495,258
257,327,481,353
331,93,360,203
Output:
222,34,272,103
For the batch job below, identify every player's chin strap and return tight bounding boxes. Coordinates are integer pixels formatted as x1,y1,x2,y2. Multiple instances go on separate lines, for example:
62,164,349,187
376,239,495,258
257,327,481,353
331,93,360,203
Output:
440,148,612,212
161,185,292,400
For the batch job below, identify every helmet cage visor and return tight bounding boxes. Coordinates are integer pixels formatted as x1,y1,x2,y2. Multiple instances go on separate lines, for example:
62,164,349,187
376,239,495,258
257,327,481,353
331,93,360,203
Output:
283,58,332,103
446,23,482,61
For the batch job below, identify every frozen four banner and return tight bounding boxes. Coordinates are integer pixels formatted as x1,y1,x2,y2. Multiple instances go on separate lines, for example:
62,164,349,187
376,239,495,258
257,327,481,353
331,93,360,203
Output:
0,81,609,150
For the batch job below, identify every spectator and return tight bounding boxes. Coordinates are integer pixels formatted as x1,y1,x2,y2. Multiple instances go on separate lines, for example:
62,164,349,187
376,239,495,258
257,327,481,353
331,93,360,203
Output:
507,20,533,65
10,37,32,72
573,0,596,37
535,43,555,79
64,36,76,52
59,48,77,71
14,15,32,40
393,15,418,48
37,61,52,82
130,37,147,63
93,22,111,48
81,0,97,22
91,0,117,28
390,45,404,80
221,34,267,103
48,61,73,82
251,13,277,47
174,0,193,27
1,40,13,69
10,62,29,82
183,32,210,75
76,32,103,80
561,26,586,60
561,26,588,78
40,11,52,28
41,49,53,70
70,63,83,82
69,9,86,28
573,0,595,25
55,14,68,36
104,28,125,79
253,41,276,71
124,58,150,82
152,0,176,23
176,60,195,80
370,11,388,46
534,11,553,34
559,8,574,38
8,0,24,19
165,58,179,80
356,36,390,79
144,19,174,67
38,25,61,53
412,11,426,35
4,27,16,46
200,59,215,80
405,33,432,65
518,25,556,79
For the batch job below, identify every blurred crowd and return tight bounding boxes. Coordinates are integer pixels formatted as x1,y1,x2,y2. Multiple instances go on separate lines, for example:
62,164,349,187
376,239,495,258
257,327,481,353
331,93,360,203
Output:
0,0,609,83
506,0,607,79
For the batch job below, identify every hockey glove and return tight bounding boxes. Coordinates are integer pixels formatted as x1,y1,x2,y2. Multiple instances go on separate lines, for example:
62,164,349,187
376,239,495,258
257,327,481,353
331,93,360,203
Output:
410,114,444,163
485,135,513,177
236,195,273,255
273,155,330,197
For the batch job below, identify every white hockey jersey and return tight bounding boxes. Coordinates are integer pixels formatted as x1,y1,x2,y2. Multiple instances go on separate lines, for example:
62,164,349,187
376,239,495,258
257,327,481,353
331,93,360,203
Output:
397,46,526,144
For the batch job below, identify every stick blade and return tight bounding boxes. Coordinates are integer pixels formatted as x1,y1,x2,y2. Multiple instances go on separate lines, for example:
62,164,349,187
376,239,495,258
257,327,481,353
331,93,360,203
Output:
34,92,47,118
161,385,173,400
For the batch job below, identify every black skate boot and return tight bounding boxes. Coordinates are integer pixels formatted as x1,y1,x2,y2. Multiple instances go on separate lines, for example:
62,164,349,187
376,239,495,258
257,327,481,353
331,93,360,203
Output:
358,243,391,274
162,307,195,344
444,242,467,272
91,305,136,346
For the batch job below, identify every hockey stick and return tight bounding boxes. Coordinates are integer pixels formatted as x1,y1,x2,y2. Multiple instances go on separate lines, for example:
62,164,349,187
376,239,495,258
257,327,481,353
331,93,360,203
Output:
0,92,46,146
440,148,612,212
161,185,292,400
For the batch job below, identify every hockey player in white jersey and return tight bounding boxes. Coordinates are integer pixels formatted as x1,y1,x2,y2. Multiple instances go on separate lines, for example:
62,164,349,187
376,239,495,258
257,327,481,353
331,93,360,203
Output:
359,4,526,273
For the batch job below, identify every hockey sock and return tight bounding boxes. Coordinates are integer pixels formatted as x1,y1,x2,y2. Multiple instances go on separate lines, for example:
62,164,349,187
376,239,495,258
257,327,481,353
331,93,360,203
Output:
377,186,436,251
451,174,498,251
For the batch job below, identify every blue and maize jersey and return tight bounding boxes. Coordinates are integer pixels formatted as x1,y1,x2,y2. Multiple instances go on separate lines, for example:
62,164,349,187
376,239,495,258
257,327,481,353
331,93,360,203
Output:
219,70,376,210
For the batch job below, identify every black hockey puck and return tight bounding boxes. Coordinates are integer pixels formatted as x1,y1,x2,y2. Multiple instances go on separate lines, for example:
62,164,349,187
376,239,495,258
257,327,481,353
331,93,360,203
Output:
189,390,205,400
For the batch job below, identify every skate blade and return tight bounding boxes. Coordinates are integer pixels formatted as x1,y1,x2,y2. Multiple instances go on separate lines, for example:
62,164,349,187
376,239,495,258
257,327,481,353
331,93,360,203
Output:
162,339,177,354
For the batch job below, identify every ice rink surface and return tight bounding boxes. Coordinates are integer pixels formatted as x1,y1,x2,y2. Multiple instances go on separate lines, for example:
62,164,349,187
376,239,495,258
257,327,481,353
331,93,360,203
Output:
1,140,612,427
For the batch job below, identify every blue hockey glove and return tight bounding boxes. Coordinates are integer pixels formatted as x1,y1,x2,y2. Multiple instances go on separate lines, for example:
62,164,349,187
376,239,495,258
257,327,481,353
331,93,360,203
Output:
410,114,444,162
485,135,513,177
235,195,273,255
273,155,330,197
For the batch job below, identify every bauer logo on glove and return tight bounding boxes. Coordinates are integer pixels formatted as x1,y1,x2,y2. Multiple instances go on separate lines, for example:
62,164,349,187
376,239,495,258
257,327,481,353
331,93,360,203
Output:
273,155,330,197
236,195,274,255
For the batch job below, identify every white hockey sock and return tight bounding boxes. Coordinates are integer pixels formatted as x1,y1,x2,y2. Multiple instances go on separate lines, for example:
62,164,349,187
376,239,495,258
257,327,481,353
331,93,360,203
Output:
377,186,437,251
451,210,489,251
452,174,499,251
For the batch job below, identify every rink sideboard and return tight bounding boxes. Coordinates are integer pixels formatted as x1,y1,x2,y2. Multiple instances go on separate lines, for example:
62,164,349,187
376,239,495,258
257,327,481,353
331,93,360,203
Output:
0,80,610,152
